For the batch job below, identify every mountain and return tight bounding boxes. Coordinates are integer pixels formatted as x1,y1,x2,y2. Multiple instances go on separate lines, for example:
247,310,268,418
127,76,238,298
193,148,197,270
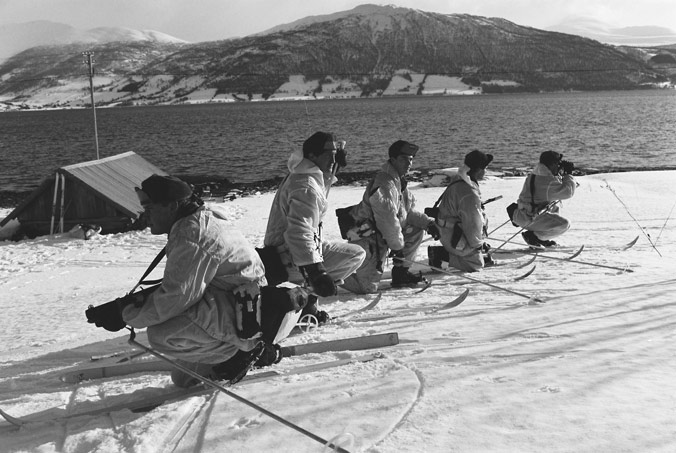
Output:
547,16,676,46
0,20,186,61
0,5,674,110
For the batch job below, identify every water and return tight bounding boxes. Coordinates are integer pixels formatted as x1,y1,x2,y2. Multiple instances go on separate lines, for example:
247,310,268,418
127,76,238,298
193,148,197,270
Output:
1,90,675,195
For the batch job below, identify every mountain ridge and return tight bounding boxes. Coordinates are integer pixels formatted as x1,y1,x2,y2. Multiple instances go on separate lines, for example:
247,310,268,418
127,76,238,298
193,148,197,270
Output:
546,16,676,46
0,20,186,61
1,5,674,110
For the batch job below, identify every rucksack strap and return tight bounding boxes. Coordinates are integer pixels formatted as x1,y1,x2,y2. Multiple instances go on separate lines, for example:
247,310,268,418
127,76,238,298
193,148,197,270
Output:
431,178,464,211
529,175,537,212
129,247,166,294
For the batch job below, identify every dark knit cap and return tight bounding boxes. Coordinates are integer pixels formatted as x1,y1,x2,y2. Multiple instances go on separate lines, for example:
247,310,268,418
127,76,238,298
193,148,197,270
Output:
540,151,563,166
464,150,494,170
139,174,193,203
388,140,419,159
303,131,337,157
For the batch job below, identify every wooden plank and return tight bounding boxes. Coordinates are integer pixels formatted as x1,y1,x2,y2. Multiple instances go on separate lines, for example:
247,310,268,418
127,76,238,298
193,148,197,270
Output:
280,332,399,356
59,333,400,384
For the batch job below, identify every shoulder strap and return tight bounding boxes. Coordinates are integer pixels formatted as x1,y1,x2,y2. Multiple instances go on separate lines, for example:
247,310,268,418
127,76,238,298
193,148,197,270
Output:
434,178,465,208
529,175,537,211
129,247,166,294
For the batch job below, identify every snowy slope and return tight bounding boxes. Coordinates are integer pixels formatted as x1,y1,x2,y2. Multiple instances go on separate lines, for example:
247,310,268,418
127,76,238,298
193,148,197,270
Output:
1,170,675,452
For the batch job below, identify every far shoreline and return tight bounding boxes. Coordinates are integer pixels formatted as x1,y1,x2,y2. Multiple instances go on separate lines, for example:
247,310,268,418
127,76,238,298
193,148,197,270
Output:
2,166,675,210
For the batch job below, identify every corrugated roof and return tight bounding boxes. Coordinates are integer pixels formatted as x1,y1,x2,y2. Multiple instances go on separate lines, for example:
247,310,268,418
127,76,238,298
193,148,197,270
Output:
60,151,167,217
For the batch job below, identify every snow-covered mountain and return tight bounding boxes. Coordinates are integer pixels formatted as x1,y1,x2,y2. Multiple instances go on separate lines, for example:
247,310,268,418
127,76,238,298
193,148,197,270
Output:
256,3,414,35
0,20,186,61
1,6,674,110
547,16,676,46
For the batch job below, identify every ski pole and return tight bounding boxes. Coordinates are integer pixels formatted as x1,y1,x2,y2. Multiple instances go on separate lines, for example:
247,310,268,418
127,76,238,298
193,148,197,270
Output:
493,201,557,251
604,181,662,257
399,257,542,302
126,329,352,453
488,219,511,236
654,198,675,247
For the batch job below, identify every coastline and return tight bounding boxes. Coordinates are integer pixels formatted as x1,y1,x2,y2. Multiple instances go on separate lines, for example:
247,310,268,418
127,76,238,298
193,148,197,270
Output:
2,166,676,210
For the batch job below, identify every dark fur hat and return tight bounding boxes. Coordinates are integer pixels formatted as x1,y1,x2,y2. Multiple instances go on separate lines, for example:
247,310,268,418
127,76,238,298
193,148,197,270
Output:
138,174,193,204
464,150,494,170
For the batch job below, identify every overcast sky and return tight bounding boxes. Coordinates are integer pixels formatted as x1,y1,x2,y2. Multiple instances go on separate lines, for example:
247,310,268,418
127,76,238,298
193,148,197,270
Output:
1,0,675,42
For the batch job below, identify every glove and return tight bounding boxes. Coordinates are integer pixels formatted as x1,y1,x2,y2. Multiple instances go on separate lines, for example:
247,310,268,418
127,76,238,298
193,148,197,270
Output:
481,242,491,253
300,262,337,297
85,297,128,332
388,249,405,265
254,342,282,367
426,222,441,240
560,160,575,175
85,285,155,332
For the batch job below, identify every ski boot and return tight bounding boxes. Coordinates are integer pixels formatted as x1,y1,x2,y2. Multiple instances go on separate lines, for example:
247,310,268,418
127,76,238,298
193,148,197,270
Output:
211,341,266,384
391,266,426,288
522,231,557,248
483,252,498,267
428,246,449,270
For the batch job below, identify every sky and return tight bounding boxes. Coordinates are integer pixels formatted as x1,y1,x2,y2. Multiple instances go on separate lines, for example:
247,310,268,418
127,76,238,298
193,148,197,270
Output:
1,0,675,43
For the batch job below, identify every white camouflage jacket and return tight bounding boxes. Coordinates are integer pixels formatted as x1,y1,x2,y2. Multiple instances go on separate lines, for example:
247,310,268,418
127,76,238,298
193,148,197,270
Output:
437,166,486,253
515,163,576,219
351,161,431,250
263,151,334,267
122,207,266,334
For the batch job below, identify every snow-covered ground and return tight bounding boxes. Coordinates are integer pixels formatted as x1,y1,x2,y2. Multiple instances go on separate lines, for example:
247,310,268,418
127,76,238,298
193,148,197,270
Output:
0,170,675,452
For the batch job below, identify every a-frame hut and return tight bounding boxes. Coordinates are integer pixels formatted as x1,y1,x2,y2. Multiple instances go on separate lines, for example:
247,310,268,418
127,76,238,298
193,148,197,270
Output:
0,151,167,238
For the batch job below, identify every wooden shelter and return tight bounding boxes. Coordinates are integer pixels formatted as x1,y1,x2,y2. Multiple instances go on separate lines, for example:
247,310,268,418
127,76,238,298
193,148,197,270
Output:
0,152,167,238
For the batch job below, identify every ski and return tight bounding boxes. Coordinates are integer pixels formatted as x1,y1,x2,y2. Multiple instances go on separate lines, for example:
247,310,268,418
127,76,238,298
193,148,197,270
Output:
59,332,399,383
350,288,470,323
90,350,146,363
96,296,386,362
414,278,433,293
436,264,536,283
621,235,639,250
495,244,584,262
515,245,631,273
513,265,536,281
429,287,470,311
1,353,385,429
515,254,537,268
518,245,584,261
565,244,585,260
333,292,383,320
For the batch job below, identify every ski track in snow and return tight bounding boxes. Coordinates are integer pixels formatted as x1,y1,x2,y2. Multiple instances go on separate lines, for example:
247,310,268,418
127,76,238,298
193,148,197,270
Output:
1,171,676,452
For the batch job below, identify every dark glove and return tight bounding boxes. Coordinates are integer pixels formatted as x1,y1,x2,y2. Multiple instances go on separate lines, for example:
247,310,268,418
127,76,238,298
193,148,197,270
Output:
560,160,575,175
426,222,441,240
300,262,337,297
254,342,282,367
85,285,155,332
85,297,128,332
388,249,405,265
481,242,491,253
336,141,347,167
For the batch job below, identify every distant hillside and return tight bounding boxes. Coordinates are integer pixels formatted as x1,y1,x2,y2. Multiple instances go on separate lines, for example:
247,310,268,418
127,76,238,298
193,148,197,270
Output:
547,16,676,46
0,20,186,61
0,5,674,110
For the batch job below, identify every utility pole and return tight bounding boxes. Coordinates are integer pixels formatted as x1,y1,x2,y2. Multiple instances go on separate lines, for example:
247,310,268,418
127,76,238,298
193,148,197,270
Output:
82,51,100,160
